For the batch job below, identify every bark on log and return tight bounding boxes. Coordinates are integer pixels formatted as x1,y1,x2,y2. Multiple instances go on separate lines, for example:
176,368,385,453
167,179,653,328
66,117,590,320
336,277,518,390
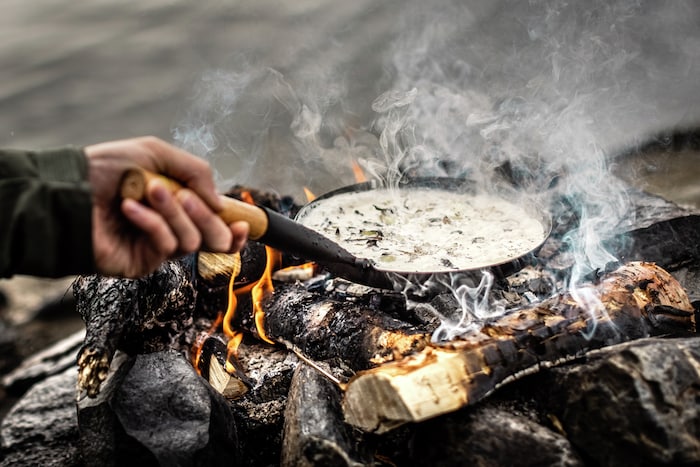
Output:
281,364,371,467
262,283,429,371
342,262,695,433
73,257,196,397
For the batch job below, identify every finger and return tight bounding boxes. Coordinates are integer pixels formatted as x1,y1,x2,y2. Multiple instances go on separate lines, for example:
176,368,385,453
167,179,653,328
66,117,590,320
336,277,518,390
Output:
229,221,250,253
121,198,178,259
143,138,223,212
146,178,202,254
176,188,233,252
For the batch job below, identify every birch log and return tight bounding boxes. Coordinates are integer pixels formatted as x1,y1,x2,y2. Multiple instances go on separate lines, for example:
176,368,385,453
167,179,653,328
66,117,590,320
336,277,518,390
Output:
342,262,696,433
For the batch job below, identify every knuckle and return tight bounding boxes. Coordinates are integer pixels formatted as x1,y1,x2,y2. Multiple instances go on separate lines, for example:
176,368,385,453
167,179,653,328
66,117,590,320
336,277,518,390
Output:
157,240,177,259
140,135,163,148
181,232,202,254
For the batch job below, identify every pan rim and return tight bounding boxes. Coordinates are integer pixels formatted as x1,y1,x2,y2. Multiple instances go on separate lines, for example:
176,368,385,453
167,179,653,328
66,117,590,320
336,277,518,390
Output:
295,177,552,277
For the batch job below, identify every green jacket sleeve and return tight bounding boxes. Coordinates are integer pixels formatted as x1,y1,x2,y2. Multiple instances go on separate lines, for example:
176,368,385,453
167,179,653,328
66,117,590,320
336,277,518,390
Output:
0,147,96,278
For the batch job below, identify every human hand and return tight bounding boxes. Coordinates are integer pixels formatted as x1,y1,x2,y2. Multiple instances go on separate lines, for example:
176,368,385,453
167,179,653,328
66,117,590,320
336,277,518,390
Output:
84,136,249,278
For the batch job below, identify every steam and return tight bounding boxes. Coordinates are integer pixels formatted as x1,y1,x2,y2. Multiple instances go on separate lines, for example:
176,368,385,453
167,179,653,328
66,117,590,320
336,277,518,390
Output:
432,271,506,342
367,0,695,336
172,1,700,339
173,58,380,199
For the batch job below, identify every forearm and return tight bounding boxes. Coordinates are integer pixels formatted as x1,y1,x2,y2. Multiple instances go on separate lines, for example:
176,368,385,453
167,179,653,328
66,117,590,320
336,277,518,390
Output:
0,147,95,278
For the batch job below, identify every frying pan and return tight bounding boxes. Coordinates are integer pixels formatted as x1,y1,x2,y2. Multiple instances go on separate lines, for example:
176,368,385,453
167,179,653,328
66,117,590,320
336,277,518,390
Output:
121,169,551,289
294,178,551,289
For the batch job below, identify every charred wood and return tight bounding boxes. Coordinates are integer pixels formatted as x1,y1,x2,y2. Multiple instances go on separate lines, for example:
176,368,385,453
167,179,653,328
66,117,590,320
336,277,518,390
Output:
386,402,585,466
542,337,700,466
227,341,297,467
281,364,372,467
73,257,197,397
197,244,269,290
196,336,250,399
195,243,280,323
539,186,699,277
606,214,700,271
224,185,298,218
342,262,696,433
262,283,430,371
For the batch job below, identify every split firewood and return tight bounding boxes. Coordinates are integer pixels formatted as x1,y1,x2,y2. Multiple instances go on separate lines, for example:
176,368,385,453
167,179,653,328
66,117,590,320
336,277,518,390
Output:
197,252,241,286
195,336,250,399
342,262,696,433
197,245,269,289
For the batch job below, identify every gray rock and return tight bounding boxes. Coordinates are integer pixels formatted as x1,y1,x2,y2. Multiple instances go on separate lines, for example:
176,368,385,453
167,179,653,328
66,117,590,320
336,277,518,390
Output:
0,366,80,466
547,337,700,466
2,329,84,396
403,403,584,467
78,350,238,467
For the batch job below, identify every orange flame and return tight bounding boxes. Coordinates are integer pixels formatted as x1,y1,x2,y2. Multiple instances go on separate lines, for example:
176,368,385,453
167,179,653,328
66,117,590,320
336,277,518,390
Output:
199,188,322,377
240,191,255,205
217,191,282,373
352,160,367,183
252,246,281,344
303,187,316,202
222,269,247,367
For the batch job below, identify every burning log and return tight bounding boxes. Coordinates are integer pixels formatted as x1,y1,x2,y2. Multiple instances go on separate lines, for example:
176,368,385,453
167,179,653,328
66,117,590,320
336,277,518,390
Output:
261,282,430,371
197,248,270,291
342,262,695,433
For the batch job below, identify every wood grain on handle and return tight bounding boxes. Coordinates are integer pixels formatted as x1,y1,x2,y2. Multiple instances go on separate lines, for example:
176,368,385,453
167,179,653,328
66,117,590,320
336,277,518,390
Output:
120,168,269,240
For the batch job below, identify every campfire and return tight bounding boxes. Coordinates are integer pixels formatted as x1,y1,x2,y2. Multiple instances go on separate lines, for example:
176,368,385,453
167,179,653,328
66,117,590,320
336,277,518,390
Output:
4,156,699,466
3,2,700,464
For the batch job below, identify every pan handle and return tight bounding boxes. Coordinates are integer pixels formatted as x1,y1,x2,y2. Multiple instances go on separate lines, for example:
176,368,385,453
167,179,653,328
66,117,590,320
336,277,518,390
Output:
119,168,370,272
120,167,270,240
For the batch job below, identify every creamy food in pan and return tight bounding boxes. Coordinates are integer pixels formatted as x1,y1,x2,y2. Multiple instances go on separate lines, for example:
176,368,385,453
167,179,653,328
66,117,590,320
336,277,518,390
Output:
296,188,547,273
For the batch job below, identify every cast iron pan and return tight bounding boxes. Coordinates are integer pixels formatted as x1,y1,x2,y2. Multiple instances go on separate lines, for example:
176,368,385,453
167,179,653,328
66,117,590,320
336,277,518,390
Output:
294,178,552,289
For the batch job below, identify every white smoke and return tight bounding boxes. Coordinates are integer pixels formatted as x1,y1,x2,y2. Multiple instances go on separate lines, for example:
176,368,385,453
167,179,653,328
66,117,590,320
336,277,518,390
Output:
172,0,700,336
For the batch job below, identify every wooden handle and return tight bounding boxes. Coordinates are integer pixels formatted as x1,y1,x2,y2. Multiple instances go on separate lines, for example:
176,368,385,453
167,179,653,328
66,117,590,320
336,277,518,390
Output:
120,168,269,240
